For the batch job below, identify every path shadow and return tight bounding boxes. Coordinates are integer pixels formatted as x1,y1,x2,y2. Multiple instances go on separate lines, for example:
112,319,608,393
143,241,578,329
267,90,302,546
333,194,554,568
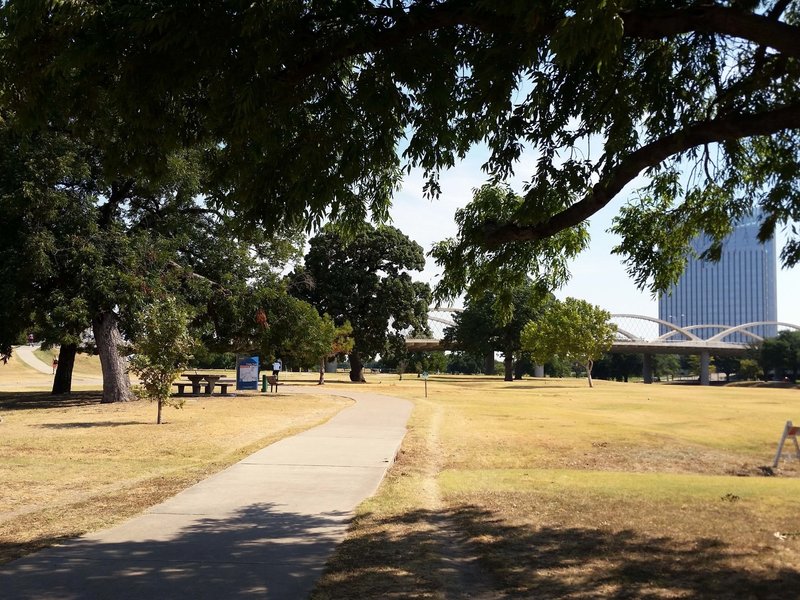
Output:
312,505,800,599
0,503,350,599
35,420,149,429
0,391,103,411
3,501,796,598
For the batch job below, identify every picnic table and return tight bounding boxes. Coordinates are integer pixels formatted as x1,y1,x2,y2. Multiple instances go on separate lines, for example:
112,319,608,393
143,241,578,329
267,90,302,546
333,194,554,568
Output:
177,373,229,395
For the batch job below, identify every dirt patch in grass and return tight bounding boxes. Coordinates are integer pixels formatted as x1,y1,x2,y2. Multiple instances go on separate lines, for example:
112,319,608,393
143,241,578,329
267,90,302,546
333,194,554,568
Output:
533,438,799,477
447,500,800,599
0,389,350,564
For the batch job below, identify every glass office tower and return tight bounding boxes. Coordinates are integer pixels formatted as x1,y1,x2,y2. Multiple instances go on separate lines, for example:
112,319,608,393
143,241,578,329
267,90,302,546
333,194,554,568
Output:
658,214,778,342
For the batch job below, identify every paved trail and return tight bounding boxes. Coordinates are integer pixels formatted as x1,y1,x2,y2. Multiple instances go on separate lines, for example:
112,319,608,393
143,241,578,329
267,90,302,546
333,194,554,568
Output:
13,345,53,374
0,387,412,599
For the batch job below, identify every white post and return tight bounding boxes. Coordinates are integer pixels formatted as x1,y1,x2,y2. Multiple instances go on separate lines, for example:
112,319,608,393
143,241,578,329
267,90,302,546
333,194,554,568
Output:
774,421,794,468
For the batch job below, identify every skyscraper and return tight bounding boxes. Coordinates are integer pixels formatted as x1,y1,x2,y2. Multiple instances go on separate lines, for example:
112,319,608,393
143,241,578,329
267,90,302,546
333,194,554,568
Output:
658,214,778,342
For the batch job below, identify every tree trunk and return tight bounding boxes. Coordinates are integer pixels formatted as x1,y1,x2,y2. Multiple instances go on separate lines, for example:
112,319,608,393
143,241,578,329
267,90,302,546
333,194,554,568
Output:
52,343,77,394
349,351,366,382
586,360,594,388
484,351,496,375
157,399,163,424
513,360,524,380
503,353,513,382
319,357,325,385
93,311,134,403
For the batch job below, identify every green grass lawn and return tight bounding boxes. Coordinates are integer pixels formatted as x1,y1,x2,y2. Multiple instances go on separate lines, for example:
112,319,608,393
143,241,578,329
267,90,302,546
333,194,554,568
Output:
309,374,800,599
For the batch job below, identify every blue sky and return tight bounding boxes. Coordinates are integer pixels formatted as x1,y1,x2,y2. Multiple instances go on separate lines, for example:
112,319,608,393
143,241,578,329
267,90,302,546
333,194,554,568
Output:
389,148,800,327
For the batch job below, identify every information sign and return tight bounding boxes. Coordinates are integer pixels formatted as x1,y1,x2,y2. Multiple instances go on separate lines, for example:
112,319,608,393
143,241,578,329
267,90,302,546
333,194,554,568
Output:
236,355,260,391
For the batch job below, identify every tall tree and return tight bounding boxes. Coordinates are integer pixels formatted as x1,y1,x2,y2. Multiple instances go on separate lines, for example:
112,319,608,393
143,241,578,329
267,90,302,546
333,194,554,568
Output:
0,116,305,401
0,118,145,400
761,330,800,381
2,1,799,302
290,224,431,382
521,298,617,388
444,279,553,381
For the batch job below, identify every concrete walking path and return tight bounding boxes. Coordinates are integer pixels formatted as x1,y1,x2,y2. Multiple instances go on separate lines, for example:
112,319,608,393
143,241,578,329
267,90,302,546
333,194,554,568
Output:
13,344,53,374
0,387,413,599
9,345,104,387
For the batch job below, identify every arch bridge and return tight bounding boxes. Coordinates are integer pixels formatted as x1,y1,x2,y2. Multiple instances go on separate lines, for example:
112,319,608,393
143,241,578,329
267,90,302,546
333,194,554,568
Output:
404,307,462,352
609,315,800,384
406,309,800,385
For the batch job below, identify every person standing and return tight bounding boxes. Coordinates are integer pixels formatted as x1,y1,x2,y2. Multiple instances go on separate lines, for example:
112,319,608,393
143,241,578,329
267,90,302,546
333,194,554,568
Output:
52,357,59,374
272,358,282,380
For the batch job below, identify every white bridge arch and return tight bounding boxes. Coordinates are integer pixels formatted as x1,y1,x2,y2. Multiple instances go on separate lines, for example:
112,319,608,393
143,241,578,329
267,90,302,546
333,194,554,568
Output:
405,307,461,352
609,315,800,385
609,314,800,351
406,308,800,385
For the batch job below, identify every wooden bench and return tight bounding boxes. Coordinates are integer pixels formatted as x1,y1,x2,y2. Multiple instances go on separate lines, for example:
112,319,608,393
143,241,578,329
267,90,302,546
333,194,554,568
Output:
213,379,236,395
266,375,281,393
173,382,192,395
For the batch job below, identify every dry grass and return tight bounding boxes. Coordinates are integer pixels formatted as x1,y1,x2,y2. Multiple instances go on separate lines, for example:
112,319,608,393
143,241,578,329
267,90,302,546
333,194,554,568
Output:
4,364,799,596
0,353,58,391
0,349,108,393
0,387,350,564
33,348,104,377
309,374,800,599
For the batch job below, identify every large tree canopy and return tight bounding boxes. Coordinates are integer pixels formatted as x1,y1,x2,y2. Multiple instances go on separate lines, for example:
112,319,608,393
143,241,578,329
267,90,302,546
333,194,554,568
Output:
2,1,799,298
0,112,305,401
290,224,431,382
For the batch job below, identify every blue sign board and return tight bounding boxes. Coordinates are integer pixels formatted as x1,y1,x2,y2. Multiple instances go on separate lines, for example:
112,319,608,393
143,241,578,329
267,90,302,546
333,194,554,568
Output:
236,355,260,391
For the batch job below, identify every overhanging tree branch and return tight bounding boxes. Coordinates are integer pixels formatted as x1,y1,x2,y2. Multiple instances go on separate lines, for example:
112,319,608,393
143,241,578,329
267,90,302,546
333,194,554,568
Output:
481,103,800,248
280,2,544,83
279,3,800,85
767,0,793,20
621,5,800,58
